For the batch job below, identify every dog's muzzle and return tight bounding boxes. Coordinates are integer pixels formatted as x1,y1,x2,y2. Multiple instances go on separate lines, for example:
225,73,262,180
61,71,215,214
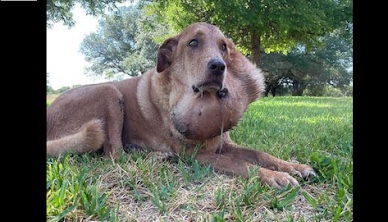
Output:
192,58,228,98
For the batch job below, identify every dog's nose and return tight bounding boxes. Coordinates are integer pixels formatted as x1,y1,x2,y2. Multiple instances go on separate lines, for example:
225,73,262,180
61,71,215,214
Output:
208,58,226,76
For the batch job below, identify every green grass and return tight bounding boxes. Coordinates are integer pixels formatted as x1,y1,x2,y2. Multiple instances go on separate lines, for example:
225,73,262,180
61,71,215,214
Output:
47,96,353,221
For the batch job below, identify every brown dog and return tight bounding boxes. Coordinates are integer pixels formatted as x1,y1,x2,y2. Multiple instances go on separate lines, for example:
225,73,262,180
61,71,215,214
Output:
47,22,315,189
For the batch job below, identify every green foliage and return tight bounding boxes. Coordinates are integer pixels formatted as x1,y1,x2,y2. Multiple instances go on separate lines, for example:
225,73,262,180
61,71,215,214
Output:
303,84,353,97
178,159,211,185
47,73,55,94
260,30,353,96
46,155,118,221
269,187,300,210
56,86,71,94
146,0,352,63
47,85,55,94
233,96,353,220
144,0,353,96
80,4,164,78
47,0,126,28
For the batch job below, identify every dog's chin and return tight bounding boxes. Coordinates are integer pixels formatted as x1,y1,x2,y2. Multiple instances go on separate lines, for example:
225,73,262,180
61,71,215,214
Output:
192,82,228,98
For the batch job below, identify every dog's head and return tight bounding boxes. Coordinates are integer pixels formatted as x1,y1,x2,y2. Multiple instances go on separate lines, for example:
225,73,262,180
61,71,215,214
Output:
156,22,265,141
157,22,231,94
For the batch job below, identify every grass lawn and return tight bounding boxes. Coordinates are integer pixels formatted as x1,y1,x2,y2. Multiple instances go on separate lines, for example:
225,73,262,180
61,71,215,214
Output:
47,96,353,222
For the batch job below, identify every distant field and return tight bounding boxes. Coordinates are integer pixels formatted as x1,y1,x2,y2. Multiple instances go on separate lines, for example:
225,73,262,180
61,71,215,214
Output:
47,96,353,222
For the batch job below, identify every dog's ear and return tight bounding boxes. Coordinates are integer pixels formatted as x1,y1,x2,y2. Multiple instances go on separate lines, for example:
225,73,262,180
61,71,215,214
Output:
157,37,178,73
226,38,236,54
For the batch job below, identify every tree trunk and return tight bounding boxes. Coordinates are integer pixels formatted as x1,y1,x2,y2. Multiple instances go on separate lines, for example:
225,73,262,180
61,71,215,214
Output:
292,79,305,96
271,87,277,97
250,30,261,65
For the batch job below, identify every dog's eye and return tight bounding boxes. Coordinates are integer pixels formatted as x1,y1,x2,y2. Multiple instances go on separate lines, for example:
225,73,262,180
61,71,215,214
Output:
189,39,198,47
221,44,227,52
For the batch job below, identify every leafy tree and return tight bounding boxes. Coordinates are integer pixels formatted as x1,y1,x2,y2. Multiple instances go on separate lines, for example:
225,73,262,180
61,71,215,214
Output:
79,5,165,78
260,29,353,96
145,0,353,65
57,86,71,94
47,85,55,94
47,73,54,94
47,0,127,28
76,1,353,96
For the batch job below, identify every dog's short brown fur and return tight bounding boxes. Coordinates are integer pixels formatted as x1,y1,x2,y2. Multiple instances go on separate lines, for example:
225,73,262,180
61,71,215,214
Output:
47,22,315,189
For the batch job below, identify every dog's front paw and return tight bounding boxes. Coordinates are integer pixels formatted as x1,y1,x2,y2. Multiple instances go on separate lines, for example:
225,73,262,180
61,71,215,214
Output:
259,168,299,189
289,163,316,179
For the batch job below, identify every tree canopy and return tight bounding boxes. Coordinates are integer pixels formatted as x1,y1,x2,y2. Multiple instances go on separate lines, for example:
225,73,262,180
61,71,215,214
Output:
47,0,127,27
145,0,353,65
49,0,353,96
260,30,353,96
79,5,166,78
144,0,353,96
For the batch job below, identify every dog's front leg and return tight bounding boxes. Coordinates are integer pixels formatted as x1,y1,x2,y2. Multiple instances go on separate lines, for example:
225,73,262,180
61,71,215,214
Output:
221,144,316,179
210,143,316,189
194,150,301,189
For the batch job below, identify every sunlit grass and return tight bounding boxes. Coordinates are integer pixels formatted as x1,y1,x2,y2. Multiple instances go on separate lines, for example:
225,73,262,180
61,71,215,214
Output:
47,96,353,221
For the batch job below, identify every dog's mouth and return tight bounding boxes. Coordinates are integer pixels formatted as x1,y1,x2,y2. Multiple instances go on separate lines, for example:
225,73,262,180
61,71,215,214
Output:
192,81,228,98
192,81,222,91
